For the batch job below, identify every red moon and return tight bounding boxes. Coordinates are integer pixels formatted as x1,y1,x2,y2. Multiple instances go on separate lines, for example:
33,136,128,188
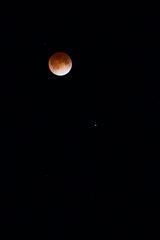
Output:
48,52,72,76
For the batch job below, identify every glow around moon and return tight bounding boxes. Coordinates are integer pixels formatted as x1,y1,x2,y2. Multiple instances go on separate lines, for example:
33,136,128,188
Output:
48,52,72,76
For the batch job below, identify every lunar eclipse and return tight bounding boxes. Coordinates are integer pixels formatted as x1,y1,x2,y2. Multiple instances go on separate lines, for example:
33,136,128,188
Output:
48,52,72,76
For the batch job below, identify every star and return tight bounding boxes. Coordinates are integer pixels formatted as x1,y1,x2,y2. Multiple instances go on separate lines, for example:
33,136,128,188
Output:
88,120,98,128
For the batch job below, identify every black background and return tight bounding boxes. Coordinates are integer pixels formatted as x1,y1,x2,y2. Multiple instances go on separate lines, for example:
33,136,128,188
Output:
1,4,159,238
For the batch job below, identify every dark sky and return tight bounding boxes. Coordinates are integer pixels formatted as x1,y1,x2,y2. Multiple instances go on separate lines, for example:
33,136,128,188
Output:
1,6,159,238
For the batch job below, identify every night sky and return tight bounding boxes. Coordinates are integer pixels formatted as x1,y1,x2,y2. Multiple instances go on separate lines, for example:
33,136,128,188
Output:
1,6,160,238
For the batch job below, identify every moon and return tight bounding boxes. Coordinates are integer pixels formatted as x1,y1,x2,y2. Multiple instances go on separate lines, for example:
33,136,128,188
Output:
48,52,72,76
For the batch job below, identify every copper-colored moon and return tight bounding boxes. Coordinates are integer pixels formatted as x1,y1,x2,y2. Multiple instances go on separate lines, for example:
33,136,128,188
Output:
48,52,72,76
